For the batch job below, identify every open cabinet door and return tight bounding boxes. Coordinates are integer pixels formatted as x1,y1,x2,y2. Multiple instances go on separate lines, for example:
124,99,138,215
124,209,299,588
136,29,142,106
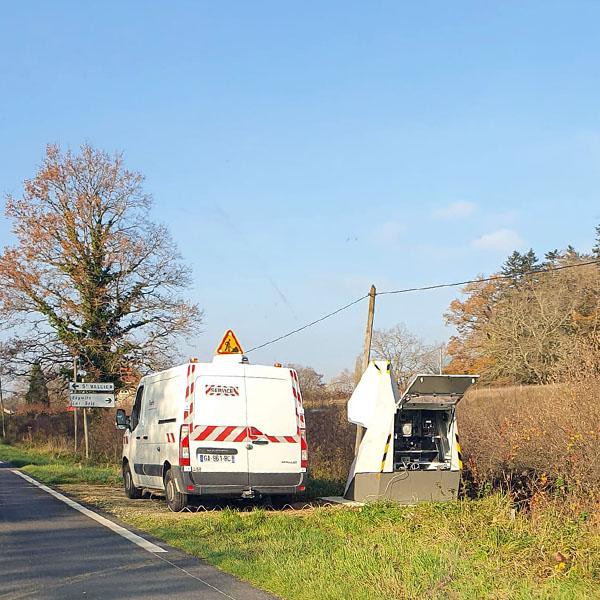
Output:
399,374,478,408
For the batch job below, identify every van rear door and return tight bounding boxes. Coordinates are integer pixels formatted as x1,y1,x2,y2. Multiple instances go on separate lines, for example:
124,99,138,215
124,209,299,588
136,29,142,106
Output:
190,366,250,491
245,368,303,489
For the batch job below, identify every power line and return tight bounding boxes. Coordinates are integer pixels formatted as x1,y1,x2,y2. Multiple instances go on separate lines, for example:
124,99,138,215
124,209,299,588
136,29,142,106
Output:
246,294,369,352
377,257,600,295
246,258,600,353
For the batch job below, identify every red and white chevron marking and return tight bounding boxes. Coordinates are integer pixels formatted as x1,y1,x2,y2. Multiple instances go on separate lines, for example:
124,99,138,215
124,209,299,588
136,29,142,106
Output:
290,369,306,431
191,425,300,443
185,367,306,446
178,362,197,466
291,369,309,469
193,425,249,443
184,362,196,426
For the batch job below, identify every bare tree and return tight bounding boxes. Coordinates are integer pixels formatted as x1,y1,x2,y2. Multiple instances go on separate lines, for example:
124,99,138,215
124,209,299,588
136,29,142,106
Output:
0,144,201,386
371,323,440,389
327,368,355,395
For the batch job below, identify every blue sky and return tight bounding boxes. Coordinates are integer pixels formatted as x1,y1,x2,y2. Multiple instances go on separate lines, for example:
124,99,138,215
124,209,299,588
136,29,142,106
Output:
1,2,599,377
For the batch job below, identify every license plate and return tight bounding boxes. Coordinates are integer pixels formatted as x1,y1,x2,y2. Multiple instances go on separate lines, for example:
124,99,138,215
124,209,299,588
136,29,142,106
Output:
198,454,236,464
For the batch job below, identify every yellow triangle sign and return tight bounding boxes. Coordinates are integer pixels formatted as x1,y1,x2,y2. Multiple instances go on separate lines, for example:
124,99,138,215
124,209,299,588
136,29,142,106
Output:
216,329,244,355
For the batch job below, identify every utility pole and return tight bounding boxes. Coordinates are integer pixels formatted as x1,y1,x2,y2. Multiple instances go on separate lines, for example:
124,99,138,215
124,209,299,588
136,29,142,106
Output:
0,374,6,439
355,284,376,454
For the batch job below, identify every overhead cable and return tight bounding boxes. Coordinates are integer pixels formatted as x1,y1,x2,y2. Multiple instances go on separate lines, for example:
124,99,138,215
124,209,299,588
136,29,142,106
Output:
247,258,600,352
246,294,369,352
377,257,600,295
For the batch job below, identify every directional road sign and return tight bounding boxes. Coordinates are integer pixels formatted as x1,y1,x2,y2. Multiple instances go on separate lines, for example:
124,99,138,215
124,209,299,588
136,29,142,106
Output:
69,382,114,392
70,393,115,408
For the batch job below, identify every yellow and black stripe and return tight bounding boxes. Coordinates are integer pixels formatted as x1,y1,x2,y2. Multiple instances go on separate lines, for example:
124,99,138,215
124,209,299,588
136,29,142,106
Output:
380,433,392,473
455,433,463,470
373,361,391,373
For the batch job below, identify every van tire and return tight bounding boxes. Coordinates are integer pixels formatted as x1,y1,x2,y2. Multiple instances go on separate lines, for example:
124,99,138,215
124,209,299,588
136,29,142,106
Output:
164,469,188,512
123,463,143,499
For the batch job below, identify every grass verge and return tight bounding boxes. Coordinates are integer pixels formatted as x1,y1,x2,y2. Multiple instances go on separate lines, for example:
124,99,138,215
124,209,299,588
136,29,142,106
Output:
0,440,120,485
2,441,599,599
123,498,600,600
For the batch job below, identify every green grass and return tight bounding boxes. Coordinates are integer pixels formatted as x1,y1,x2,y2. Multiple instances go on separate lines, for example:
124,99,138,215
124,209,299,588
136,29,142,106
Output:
123,497,599,600
0,440,120,485
2,441,599,599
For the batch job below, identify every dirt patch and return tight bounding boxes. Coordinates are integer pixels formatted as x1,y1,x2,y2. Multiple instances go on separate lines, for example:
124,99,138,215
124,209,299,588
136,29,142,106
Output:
58,484,171,519
57,483,326,518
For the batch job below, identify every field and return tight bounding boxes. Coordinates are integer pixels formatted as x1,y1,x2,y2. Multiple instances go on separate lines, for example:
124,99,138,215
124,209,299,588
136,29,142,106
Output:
2,441,599,600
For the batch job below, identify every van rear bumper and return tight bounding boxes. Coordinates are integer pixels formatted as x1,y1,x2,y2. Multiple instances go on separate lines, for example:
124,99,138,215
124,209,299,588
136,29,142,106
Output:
171,467,306,497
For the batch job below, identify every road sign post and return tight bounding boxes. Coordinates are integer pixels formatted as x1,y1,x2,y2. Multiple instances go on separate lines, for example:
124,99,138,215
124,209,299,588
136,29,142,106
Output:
73,358,78,453
83,408,89,459
0,375,6,439
69,381,116,459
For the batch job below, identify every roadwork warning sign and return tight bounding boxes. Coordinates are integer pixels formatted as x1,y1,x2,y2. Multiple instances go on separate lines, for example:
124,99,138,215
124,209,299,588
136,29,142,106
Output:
216,329,244,354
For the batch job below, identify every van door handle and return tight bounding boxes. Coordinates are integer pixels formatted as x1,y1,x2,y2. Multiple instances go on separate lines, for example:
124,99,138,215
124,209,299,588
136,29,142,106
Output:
142,435,148,440
253,439,269,445
135,436,141,440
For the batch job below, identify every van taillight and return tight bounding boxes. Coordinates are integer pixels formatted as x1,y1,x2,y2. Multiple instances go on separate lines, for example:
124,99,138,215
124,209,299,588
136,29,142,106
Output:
180,424,190,466
300,430,308,470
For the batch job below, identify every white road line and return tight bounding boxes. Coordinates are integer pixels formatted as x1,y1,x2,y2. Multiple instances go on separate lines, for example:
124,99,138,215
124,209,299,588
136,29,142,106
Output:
154,554,239,600
12,470,167,554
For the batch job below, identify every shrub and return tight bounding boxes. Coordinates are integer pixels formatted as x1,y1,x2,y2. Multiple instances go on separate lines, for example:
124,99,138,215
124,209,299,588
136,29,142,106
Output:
458,378,600,507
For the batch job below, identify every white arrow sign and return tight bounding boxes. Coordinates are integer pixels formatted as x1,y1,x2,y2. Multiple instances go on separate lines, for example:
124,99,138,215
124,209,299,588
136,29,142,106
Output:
70,394,115,408
69,382,114,392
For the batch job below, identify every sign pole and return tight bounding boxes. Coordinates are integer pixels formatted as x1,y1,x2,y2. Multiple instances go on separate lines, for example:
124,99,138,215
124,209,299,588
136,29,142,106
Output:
83,407,89,460
73,357,78,453
354,285,376,455
0,375,6,439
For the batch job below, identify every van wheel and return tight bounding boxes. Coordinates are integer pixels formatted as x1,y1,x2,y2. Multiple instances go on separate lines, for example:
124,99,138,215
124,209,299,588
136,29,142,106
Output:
164,469,188,512
123,464,143,499
259,494,274,508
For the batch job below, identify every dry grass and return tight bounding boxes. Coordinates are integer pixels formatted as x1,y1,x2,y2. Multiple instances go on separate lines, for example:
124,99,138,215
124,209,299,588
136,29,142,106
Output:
305,403,354,494
7,378,600,512
4,406,124,462
458,379,600,512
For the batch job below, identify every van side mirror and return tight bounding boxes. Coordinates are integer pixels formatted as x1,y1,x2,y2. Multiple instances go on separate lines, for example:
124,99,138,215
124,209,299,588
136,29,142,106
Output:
115,409,130,430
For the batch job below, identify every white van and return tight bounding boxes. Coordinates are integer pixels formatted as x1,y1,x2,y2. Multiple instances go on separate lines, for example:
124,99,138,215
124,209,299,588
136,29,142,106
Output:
116,355,308,511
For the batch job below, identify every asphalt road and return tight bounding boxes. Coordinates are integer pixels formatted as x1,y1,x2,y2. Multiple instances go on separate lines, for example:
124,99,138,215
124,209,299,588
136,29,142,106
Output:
0,464,276,600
